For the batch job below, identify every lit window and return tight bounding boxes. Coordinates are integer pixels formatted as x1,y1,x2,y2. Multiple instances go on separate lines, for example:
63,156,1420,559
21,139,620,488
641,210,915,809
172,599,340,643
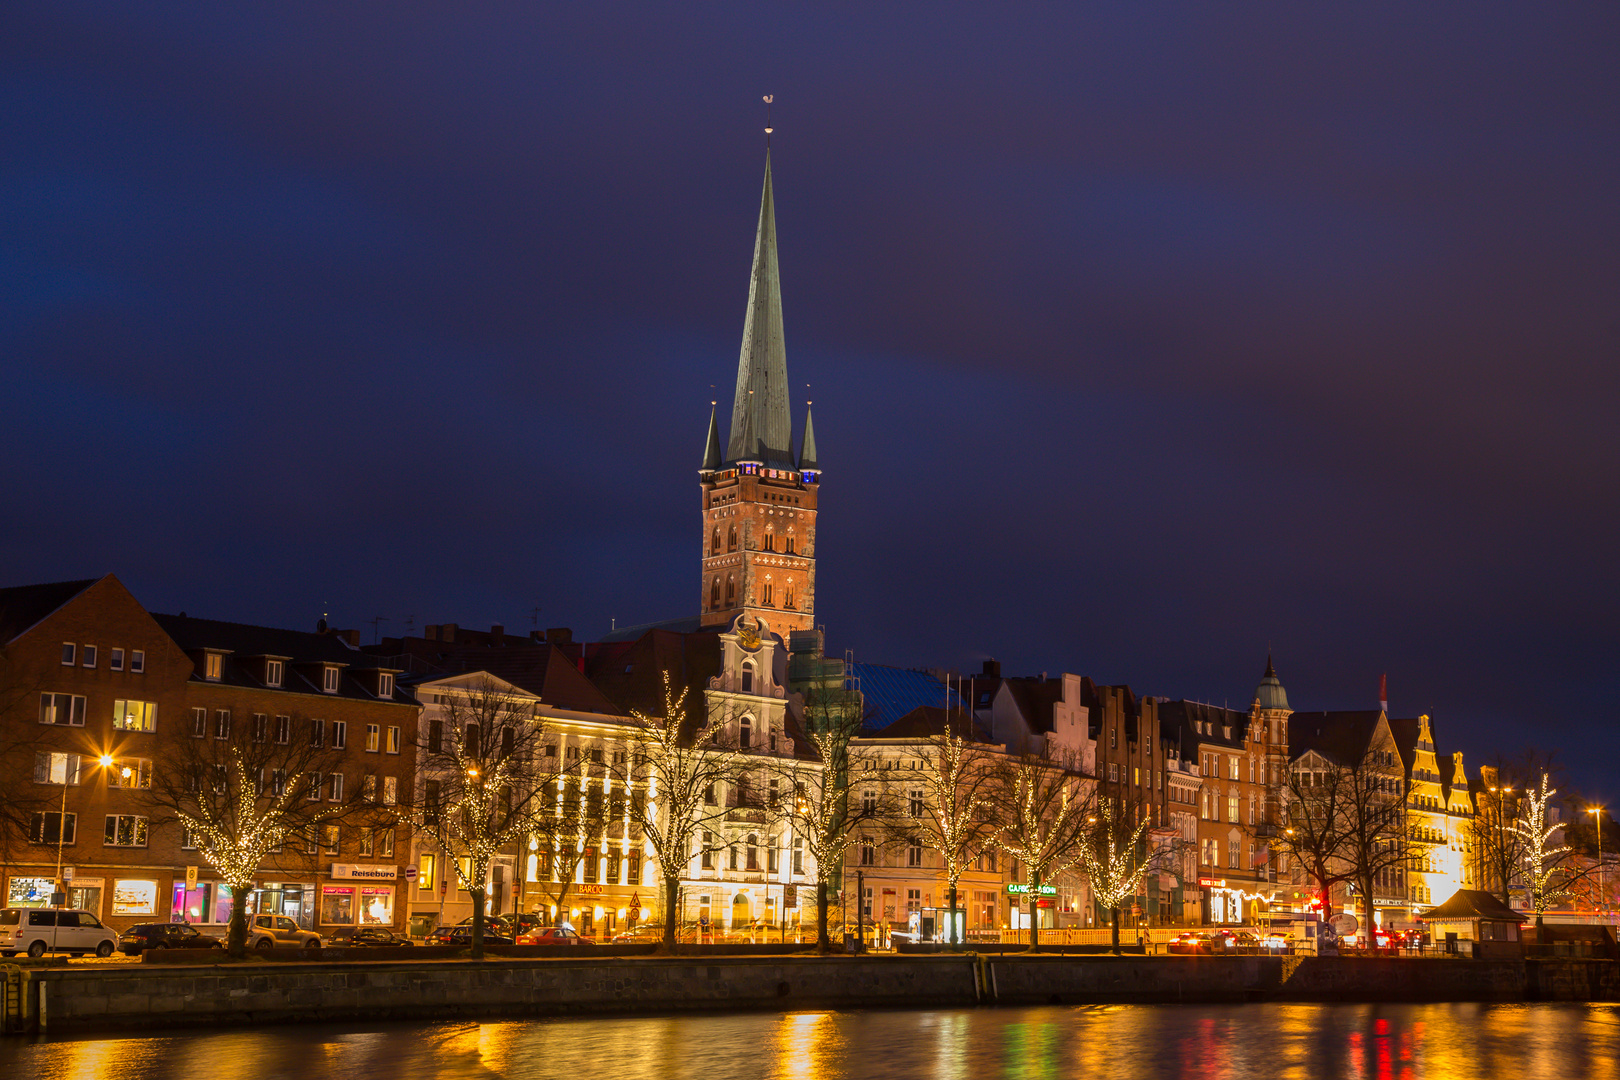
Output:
366,724,380,752
322,825,341,854
103,815,149,848
113,700,157,732
33,752,81,785
204,653,223,681
383,776,397,805
386,726,401,754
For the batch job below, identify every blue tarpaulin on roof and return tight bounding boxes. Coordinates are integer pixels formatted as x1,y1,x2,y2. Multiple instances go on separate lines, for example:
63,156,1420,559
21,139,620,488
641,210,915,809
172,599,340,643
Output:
847,663,963,731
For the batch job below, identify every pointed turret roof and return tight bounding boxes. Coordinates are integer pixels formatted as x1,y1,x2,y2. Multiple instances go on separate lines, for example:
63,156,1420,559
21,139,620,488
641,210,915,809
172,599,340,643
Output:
701,403,723,471
799,404,819,471
725,150,794,468
1255,653,1290,712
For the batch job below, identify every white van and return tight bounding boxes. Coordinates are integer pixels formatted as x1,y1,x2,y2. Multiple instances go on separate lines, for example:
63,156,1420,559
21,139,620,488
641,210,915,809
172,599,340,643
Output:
0,908,118,958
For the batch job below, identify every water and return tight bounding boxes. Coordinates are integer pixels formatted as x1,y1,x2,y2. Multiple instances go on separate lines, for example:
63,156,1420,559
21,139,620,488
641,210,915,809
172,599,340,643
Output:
5,1003,1620,1080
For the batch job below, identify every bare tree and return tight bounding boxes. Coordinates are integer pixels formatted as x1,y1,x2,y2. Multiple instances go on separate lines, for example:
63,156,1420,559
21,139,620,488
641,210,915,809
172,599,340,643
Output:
990,750,1093,951
1078,792,1158,953
1267,759,1356,921
1337,746,1410,948
888,721,998,947
1469,751,1559,905
393,678,557,958
614,672,741,951
143,711,360,956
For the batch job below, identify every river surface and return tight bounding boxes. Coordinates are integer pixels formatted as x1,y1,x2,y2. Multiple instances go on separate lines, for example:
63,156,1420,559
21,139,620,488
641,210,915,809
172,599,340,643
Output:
6,1002,1619,1080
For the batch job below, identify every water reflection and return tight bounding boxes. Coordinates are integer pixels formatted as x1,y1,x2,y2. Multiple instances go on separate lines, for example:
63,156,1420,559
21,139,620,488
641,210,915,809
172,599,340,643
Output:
6,1003,1620,1080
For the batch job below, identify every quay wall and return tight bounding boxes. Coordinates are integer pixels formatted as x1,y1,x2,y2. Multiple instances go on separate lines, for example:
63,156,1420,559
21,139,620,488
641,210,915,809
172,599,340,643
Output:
5,954,1616,1034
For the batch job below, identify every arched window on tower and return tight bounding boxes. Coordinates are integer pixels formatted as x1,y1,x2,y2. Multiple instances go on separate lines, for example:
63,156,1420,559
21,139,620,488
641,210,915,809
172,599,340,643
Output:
739,715,753,747
725,576,736,606
785,534,795,554
762,578,774,606
741,664,754,695
784,580,795,609
763,528,774,552
728,526,738,552
710,577,721,610
712,527,721,555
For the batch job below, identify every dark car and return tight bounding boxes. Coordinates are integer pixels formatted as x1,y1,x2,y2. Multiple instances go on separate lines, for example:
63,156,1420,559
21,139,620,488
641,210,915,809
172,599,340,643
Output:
430,924,515,946
1168,932,1219,954
518,925,595,946
330,926,414,947
119,922,224,955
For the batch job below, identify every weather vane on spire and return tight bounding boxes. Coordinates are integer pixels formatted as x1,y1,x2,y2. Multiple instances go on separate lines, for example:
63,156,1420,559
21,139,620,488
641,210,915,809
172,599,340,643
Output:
763,95,774,144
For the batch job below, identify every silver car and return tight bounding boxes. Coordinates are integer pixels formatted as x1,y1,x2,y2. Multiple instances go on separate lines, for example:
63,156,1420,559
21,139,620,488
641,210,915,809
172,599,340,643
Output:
0,908,118,958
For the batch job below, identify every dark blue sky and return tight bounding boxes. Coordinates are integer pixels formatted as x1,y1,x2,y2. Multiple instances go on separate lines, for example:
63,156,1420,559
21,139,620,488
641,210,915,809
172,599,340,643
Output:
5,4,1618,794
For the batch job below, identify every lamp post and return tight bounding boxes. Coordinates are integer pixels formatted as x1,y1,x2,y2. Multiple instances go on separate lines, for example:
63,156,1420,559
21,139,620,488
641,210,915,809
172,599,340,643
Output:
1588,806,1605,918
54,754,122,905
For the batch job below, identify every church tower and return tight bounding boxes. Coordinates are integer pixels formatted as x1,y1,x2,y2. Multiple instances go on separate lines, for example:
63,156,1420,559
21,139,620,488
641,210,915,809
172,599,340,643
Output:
699,149,819,635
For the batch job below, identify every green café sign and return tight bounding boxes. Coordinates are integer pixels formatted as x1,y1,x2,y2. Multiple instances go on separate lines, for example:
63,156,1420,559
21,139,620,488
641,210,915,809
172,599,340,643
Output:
1005,883,1058,896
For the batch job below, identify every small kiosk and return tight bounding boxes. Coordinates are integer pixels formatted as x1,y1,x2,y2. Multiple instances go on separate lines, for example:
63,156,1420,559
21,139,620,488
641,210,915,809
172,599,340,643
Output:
1419,889,1525,959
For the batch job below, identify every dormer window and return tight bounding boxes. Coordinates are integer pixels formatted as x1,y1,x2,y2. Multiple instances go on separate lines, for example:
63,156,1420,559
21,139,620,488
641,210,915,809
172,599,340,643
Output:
378,673,394,698
204,653,223,681
322,666,340,693
266,659,284,688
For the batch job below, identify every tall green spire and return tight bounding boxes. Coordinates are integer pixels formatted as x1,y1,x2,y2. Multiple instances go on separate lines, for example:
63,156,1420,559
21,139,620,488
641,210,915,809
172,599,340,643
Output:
701,402,723,471
725,150,794,467
799,403,819,472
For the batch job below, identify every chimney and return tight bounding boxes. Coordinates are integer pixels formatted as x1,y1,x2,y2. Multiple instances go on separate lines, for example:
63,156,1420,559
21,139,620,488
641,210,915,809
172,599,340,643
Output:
441,623,457,643
982,659,1001,679
490,624,505,647
545,627,574,645
339,629,360,647
424,625,439,641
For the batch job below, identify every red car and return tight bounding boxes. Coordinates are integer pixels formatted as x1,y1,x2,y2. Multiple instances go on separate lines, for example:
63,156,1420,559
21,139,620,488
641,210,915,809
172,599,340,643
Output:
518,926,596,946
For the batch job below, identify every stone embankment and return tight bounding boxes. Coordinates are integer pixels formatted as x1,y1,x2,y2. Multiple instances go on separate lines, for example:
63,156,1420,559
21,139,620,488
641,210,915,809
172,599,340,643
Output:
3,954,1616,1035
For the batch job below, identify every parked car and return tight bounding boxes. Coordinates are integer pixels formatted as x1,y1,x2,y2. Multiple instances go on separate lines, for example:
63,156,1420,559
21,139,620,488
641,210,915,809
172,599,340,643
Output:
211,914,323,950
505,913,547,938
1168,932,1220,954
329,926,414,947
1229,931,1289,953
0,908,118,958
430,924,515,946
519,925,595,946
119,922,224,955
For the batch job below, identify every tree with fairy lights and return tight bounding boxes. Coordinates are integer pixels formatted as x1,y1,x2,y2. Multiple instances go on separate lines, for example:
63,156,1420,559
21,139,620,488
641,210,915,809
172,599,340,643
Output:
1079,793,1157,953
1513,771,1596,935
990,748,1093,951
145,715,363,957
394,676,560,958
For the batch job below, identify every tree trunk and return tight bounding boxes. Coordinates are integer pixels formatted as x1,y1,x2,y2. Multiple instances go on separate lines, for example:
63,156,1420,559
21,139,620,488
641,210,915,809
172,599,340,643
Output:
947,883,959,948
1359,879,1374,953
661,874,680,951
1110,905,1121,953
816,881,830,953
470,886,486,960
227,881,251,959
1028,891,1040,952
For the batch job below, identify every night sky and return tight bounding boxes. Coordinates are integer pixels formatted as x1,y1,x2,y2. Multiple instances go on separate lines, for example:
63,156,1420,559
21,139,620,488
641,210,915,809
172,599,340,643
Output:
6,5,1619,795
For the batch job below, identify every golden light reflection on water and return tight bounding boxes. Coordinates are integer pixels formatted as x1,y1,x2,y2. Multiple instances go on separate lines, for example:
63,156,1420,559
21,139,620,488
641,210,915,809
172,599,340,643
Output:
12,1002,1620,1080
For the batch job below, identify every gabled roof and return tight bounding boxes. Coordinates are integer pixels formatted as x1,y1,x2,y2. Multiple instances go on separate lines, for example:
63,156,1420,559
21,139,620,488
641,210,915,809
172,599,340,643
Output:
1288,710,1387,767
152,612,412,704
725,149,794,468
1421,889,1526,923
0,577,98,645
1159,699,1252,751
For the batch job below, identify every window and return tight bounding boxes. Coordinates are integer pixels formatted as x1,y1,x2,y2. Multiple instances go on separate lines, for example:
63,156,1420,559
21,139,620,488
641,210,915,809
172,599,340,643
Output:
907,843,923,868
214,709,232,740
310,719,325,747
250,713,267,743
428,719,443,754
860,838,875,866
62,642,75,666
747,834,759,871
269,769,286,797
274,714,290,744
710,577,721,609
1228,839,1239,869
304,830,318,855
420,854,436,891
785,536,796,554
729,841,740,871
104,815,149,848
383,776,397,805
1229,756,1239,780
377,828,395,858
741,663,754,694
704,782,717,806
34,752,81,785
331,721,347,749
322,825,340,855
701,831,714,870
712,527,721,555
359,830,374,857
725,577,736,605
30,812,76,844
793,837,804,875
1108,763,1118,782
386,726,401,754
83,645,97,668
266,659,283,687
39,693,86,727
328,773,344,802
366,724,380,752
762,580,774,605
130,650,144,673
504,728,518,759
106,758,152,789
464,724,480,757
362,775,377,802
378,673,394,698
110,647,125,671
739,716,752,748
909,789,924,817
204,653,222,681
322,666,340,693
308,772,323,801
728,525,738,551
191,707,208,738
181,825,198,850
424,780,441,823
1227,795,1238,823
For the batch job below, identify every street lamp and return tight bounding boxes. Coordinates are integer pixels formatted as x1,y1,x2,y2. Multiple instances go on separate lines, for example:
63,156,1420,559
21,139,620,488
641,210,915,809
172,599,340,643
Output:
1588,806,1605,917
54,754,114,902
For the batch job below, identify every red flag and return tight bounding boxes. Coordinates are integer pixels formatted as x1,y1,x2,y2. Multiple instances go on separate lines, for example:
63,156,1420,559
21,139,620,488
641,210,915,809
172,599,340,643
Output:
1379,673,1388,713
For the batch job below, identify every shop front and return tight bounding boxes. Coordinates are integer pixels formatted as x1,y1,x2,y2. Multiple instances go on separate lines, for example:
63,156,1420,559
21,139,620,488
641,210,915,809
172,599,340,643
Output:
1007,883,1056,930
317,864,399,931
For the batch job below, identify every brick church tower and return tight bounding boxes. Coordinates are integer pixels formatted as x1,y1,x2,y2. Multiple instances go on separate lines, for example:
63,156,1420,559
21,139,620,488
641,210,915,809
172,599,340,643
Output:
699,149,819,634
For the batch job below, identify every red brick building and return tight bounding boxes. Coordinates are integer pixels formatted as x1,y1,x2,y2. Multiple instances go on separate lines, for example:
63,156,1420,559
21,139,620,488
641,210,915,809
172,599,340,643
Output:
0,575,418,934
